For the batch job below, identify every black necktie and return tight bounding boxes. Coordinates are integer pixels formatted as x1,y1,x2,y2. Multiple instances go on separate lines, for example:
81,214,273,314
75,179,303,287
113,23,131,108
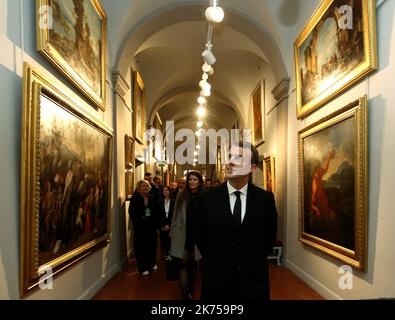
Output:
233,191,241,225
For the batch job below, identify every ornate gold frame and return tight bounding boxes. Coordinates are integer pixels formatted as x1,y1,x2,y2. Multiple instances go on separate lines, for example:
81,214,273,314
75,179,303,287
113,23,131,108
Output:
133,71,146,144
252,80,265,147
20,63,113,297
298,96,368,270
263,155,276,194
125,135,135,198
36,0,107,110
294,0,377,119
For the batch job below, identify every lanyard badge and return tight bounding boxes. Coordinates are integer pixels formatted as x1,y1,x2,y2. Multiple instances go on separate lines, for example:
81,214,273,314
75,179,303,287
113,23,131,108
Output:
145,207,151,217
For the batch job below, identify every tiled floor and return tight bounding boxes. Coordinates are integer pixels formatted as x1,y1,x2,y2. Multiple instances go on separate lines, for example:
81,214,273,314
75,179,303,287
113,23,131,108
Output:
93,253,324,300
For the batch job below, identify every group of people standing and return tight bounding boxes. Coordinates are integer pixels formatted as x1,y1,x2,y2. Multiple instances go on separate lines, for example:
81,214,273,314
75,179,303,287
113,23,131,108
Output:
128,141,278,301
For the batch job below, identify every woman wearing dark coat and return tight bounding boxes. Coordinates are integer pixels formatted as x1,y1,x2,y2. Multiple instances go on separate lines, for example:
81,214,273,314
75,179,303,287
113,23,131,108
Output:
129,180,160,276
170,171,204,300
159,186,175,257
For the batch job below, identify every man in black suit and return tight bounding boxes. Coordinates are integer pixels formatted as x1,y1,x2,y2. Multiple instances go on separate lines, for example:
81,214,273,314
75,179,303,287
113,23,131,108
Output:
195,141,278,300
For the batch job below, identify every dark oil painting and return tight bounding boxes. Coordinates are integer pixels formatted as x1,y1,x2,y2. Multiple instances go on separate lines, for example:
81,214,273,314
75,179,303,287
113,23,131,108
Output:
302,117,355,250
38,93,111,265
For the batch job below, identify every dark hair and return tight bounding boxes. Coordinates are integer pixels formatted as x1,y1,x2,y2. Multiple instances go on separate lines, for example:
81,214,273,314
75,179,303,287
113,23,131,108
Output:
205,179,213,183
162,186,170,196
144,172,152,177
176,171,203,206
185,171,204,193
237,141,259,165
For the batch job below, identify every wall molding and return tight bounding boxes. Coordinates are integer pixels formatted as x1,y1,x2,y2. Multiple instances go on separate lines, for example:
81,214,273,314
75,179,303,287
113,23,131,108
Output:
284,259,342,300
267,78,290,115
112,71,130,110
78,262,121,300
272,78,290,102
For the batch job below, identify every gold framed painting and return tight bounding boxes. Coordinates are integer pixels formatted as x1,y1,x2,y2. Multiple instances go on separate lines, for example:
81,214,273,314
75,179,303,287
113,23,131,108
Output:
37,0,107,110
252,80,265,147
298,96,368,270
133,71,146,144
125,135,135,169
20,63,113,297
294,0,377,119
124,135,135,198
263,155,275,193
125,170,134,199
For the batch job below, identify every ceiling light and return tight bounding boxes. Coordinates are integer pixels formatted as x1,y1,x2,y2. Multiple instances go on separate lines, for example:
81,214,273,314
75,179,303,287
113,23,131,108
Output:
197,96,207,104
199,80,207,88
202,73,208,80
194,151,199,156
196,145,201,149
195,130,202,137
202,48,216,65
197,120,203,128
203,82,211,91
205,6,224,23
202,63,214,76
197,106,206,117
200,89,211,97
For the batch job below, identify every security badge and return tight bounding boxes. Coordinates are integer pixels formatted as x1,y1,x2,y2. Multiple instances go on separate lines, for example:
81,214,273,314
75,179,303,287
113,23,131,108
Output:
145,207,151,217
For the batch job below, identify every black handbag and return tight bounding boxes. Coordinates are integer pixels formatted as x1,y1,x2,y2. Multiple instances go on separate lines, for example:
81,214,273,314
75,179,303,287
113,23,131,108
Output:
165,256,180,281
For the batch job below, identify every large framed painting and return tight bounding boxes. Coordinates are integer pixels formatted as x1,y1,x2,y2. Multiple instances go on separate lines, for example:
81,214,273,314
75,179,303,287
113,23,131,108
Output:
298,96,368,270
252,80,265,147
133,71,146,144
263,155,276,194
37,0,107,110
20,63,113,297
294,0,377,119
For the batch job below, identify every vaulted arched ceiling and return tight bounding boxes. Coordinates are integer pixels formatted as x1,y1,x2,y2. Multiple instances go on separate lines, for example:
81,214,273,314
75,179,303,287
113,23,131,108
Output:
103,0,292,134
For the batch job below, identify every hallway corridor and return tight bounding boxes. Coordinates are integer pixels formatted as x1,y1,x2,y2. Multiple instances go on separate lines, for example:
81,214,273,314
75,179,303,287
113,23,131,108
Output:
93,253,324,300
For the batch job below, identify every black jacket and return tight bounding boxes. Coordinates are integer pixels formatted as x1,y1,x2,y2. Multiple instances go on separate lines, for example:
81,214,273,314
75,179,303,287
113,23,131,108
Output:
195,182,278,301
159,198,175,228
129,192,160,231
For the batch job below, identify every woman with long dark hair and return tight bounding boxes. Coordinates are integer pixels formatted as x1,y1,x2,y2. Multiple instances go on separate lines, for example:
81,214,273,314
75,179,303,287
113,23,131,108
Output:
129,180,159,276
169,171,204,300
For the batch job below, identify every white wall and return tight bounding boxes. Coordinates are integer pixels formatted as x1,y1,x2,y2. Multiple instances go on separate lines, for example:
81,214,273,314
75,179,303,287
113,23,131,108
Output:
249,60,288,243
0,0,121,299
285,0,395,299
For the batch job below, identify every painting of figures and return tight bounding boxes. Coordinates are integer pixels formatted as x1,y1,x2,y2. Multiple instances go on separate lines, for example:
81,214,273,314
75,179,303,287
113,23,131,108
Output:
20,64,113,297
37,0,107,110
302,117,355,250
294,0,377,118
38,95,111,264
298,96,368,270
